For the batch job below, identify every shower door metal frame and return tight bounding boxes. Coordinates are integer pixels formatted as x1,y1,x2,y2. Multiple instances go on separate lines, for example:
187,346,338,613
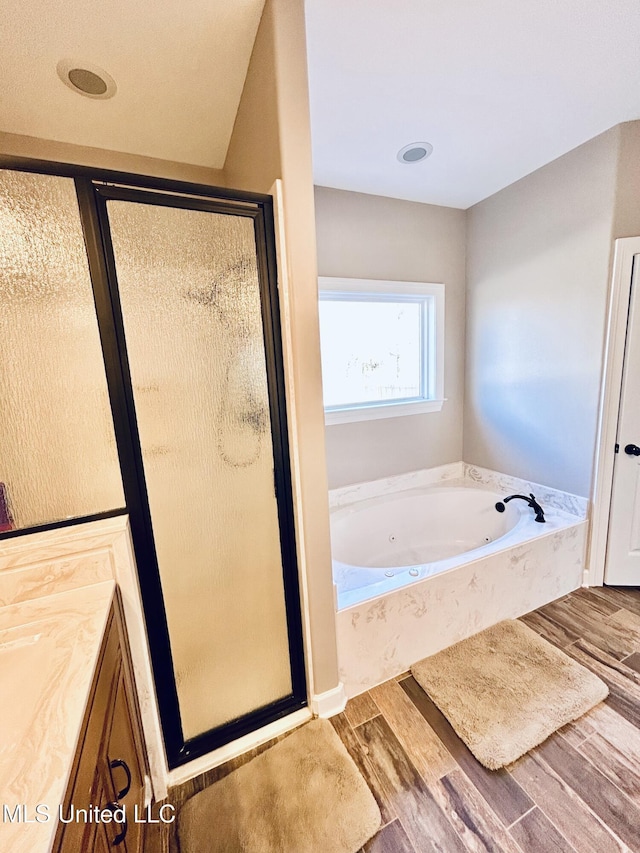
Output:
0,157,308,769
80,178,308,768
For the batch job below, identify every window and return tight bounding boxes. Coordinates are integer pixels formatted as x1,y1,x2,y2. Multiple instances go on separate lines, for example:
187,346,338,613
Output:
318,277,444,424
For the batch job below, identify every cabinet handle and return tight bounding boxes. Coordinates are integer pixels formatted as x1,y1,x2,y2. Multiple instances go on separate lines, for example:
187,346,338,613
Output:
105,802,128,846
109,758,132,800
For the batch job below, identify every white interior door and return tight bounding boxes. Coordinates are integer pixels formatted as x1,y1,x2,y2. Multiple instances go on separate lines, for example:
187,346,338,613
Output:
605,257,640,585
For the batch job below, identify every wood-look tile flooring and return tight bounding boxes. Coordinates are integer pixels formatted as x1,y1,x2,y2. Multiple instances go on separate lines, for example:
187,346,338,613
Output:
148,585,640,853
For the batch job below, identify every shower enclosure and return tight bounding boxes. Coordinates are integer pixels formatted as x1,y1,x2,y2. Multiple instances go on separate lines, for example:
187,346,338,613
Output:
0,163,306,767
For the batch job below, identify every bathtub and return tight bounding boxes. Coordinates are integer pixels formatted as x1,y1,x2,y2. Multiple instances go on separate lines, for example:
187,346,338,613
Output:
332,483,580,609
331,464,589,696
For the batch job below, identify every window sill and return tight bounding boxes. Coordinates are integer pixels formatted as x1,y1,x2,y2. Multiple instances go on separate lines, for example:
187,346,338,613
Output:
324,399,445,425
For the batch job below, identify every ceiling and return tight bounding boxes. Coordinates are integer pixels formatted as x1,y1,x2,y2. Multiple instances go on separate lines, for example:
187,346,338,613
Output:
0,0,265,169
304,0,640,209
3,0,640,209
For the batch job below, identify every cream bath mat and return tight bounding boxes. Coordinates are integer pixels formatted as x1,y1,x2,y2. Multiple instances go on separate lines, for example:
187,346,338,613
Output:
177,718,381,853
411,619,609,770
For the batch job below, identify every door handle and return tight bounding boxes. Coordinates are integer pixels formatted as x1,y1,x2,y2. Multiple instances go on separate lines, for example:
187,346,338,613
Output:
625,444,640,456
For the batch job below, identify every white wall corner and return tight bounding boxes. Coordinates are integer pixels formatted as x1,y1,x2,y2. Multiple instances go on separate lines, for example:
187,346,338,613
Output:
311,682,347,718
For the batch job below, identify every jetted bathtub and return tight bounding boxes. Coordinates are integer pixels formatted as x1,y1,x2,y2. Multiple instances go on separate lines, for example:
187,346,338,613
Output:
331,483,582,610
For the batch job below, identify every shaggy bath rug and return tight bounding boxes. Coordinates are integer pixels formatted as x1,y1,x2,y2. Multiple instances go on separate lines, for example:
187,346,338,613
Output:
411,619,609,770
177,719,381,853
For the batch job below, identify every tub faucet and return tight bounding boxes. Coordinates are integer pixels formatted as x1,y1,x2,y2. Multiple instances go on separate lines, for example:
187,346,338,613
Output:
495,493,545,523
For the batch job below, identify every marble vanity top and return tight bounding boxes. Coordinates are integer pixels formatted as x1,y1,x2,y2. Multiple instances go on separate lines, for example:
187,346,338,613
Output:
0,580,116,853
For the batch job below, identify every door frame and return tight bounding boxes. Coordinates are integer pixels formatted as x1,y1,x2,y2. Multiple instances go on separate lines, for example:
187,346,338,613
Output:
589,236,640,586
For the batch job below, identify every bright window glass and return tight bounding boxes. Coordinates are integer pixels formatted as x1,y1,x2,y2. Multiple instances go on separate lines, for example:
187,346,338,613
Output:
318,278,444,424
319,298,423,406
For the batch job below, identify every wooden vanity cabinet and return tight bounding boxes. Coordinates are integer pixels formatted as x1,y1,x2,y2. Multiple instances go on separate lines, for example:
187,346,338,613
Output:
54,600,148,853
105,665,146,853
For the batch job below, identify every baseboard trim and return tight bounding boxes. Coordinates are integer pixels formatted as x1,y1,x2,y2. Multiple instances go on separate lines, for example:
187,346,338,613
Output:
311,682,347,717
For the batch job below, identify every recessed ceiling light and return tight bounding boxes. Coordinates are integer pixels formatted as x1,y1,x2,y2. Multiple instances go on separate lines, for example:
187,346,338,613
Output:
56,59,117,100
397,142,433,164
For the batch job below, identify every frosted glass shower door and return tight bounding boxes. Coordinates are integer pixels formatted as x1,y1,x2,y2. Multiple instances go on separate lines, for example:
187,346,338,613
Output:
0,170,125,530
105,196,296,742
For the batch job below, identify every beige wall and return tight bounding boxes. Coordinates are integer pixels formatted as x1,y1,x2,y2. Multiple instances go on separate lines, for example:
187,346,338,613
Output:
314,186,467,489
612,121,640,239
464,127,622,497
0,131,228,186
258,0,339,696
227,0,338,695
224,0,281,192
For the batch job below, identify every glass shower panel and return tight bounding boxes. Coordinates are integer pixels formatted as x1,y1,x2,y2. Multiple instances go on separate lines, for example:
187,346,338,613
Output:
106,200,293,739
0,170,124,530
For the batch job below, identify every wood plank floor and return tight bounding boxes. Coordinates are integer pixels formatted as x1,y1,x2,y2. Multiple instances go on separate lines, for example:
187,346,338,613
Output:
147,586,640,852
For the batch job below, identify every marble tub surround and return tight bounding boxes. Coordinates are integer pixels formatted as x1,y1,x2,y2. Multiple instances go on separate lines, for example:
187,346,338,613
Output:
463,464,589,518
336,520,587,697
328,462,464,510
0,580,115,853
329,462,588,517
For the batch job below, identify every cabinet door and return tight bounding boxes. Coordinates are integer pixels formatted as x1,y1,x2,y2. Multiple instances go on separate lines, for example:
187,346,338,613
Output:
93,821,116,853
90,773,128,852
105,670,145,853
56,619,120,853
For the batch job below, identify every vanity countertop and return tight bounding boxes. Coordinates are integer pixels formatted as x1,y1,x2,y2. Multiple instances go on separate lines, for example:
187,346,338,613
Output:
0,580,116,853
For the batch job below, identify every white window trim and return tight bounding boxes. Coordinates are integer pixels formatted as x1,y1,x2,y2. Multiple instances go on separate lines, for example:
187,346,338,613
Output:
318,277,445,425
